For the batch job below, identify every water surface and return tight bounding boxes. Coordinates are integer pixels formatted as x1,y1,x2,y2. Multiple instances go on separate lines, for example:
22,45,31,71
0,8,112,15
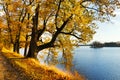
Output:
73,47,120,80
20,47,120,80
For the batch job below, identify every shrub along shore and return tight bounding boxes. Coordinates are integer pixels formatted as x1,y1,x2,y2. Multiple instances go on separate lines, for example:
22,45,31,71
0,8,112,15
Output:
1,47,85,80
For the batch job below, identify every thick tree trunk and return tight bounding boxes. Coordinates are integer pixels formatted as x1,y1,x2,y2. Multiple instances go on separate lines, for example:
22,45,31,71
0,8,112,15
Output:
27,4,39,58
26,39,36,58
26,24,37,58
26,21,37,58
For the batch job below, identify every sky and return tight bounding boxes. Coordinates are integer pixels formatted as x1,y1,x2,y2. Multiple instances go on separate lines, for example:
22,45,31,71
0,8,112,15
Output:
91,10,120,43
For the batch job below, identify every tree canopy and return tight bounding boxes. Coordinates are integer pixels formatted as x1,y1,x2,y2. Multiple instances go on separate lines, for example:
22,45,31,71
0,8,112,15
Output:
0,0,119,69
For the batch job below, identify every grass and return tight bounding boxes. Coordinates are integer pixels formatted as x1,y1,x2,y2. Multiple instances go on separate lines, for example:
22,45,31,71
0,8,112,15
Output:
1,47,85,80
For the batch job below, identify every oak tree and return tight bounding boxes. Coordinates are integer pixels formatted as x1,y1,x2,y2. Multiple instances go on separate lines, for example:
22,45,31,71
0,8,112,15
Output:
0,0,119,70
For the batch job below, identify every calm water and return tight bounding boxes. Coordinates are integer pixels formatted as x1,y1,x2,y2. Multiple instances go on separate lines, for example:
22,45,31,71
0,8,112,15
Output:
20,47,120,80
73,47,120,80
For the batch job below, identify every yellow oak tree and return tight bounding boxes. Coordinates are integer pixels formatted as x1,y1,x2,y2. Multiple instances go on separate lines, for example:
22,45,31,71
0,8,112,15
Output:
25,0,120,70
0,0,119,70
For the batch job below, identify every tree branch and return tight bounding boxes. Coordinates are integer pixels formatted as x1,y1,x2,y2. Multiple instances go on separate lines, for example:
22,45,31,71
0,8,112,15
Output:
37,15,73,51
60,31,82,39
51,14,73,43
55,0,62,29
80,1,99,12
37,20,46,40
3,4,13,44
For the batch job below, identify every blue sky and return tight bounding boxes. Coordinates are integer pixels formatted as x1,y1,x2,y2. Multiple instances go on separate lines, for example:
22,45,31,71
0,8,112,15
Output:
91,10,120,43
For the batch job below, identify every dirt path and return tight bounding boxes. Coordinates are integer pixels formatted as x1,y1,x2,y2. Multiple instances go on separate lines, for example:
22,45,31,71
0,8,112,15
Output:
0,53,18,80
0,54,5,80
0,53,26,80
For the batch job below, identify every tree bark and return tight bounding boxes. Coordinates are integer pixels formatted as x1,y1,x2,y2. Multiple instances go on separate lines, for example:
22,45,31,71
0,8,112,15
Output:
26,23,37,58
13,26,21,53
24,35,28,56
27,4,39,58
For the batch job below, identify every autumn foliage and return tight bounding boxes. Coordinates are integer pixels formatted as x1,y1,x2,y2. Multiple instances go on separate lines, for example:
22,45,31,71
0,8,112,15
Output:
2,47,85,80
0,0,119,73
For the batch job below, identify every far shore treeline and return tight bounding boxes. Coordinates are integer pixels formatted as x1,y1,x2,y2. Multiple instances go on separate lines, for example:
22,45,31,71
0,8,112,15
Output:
90,41,120,48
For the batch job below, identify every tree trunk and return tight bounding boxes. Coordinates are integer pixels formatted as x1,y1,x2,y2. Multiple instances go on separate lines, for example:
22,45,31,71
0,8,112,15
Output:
13,43,16,52
16,39,20,53
26,21,37,58
24,35,28,56
27,5,39,58
26,17,37,57
13,26,21,53
26,41,36,58
13,39,20,53
24,12,30,56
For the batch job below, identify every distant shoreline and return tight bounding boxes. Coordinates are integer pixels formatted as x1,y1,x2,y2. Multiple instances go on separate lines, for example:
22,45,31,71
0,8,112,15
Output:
84,42,120,48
